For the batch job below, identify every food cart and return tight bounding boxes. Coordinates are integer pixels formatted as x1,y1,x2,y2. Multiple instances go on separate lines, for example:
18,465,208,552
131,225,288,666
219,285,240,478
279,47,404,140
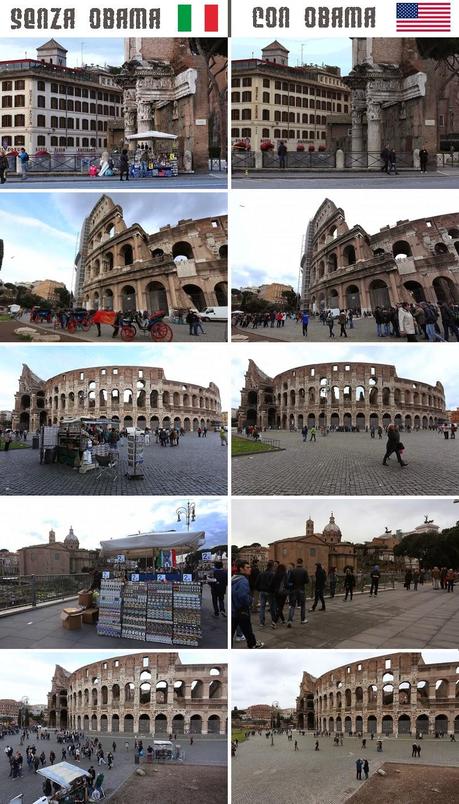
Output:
97,531,205,645
36,762,92,803
126,130,179,177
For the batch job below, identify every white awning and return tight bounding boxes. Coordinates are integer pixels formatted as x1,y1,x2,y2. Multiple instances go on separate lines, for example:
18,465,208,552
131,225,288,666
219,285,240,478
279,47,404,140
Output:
127,130,178,140
100,530,205,556
36,762,91,789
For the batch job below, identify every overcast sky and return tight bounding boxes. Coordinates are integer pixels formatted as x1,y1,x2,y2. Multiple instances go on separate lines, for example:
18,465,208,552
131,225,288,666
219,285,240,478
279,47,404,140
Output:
230,190,459,288
232,498,459,548
231,38,352,73
0,37,125,67
232,650,459,708
1,496,227,552
0,344,230,412
231,344,459,409
0,649,227,704
0,193,227,288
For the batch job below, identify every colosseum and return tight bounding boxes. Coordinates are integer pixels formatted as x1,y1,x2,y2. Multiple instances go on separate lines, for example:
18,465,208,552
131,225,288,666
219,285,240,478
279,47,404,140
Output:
47,653,227,736
75,195,228,313
297,652,459,737
13,363,222,432
301,198,459,312
237,359,446,431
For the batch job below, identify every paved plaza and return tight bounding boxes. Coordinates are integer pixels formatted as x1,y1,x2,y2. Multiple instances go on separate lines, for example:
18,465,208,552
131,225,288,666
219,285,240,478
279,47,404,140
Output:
0,585,227,650
4,318,227,344
0,730,226,804
233,318,455,343
0,432,227,496
232,430,458,496
234,585,459,650
232,169,459,190
232,731,459,804
3,173,227,189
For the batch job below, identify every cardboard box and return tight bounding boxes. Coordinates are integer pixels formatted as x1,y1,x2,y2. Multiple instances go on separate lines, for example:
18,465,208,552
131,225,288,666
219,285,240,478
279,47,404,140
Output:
78,590,93,608
82,607,99,625
61,608,83,630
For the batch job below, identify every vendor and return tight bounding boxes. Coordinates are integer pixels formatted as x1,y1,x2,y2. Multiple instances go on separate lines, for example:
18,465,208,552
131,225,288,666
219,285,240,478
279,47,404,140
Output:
89,568,102,591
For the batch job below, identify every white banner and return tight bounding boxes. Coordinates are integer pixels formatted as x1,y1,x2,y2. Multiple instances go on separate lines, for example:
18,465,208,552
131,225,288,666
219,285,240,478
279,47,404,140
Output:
231,0,457,38
1,1,228,37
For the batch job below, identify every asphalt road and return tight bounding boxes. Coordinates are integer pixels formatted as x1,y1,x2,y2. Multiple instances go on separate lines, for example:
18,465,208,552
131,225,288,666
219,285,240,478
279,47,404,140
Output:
232,169,459,189
2,174,227,189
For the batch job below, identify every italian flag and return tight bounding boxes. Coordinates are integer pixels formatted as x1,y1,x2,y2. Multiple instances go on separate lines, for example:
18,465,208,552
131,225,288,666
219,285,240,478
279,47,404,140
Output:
178,4,219,32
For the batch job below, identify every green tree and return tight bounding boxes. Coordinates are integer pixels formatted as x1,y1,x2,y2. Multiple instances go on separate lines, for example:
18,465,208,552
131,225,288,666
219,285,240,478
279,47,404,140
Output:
394,524,459,569
281,290,299,312
54,287,72,309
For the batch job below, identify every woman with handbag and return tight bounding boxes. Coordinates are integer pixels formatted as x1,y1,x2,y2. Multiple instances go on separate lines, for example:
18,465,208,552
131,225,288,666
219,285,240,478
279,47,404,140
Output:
382,424,408,467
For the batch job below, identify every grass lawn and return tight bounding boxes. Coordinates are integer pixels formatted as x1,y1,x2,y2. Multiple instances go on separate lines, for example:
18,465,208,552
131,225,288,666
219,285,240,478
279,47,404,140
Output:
0,441,30,451
232,435,280,457
231,729,247,743
0,314,11,322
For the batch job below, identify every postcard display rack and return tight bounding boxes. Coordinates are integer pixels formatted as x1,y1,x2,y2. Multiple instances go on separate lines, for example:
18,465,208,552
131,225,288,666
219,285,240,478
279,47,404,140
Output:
127,434,144,479
97,578,202,646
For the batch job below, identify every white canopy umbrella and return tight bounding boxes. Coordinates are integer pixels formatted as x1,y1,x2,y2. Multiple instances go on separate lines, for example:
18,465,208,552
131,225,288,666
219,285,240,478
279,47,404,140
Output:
127,130,178,141
36,762,91,789
100,530,205,558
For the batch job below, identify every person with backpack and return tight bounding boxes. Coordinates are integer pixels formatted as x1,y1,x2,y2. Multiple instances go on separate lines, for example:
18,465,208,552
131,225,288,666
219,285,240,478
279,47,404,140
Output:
286,558,309,627
310,563,327,611
231,560,264,648
0,149,8,184
256,560,276,627
271,563,289,626
369,565,381,597
19,147,29,180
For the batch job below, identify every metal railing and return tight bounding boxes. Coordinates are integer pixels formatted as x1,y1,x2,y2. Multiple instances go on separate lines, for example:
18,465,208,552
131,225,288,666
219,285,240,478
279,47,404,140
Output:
309,573,396,597
208,157,228,172
231,150,256,169
0,573,90,612
262,150,335,169
344,151,414,169
437,151,459,168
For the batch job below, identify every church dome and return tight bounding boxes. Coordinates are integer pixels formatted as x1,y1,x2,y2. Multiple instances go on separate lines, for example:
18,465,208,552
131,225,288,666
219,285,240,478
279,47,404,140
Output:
64,526,79,550
322,513,342,542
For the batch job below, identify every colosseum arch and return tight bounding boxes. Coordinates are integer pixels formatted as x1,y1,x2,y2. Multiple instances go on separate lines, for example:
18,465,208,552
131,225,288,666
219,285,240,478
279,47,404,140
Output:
433,276,459,304
146,281,168,312
190,714,203,734
183,284,206,311
343,244,356,265
404,280,426,302
215,281,228,305
172,714,185,734
393,240,412,260
173,241,194,261
121,244,134,266
121,285,136,312
369,279,390,308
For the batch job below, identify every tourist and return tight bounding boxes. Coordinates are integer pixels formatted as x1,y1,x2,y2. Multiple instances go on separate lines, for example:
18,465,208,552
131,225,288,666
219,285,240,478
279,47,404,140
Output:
18,147,29,180
302,424,308,442
356,757,363,780
326,311,335,337
398,303,417,342
432,566,440,590
249,559,260,614
302,310,309,336
125,741,129,752
382,424,407,467
107,751,114,769
119,149,130,181
271,563,289,625
446,568,455,592
294,740,298,751
412,569,420,590
380,145,390,173
219,427,228,446
256,560,276,628
369,565,380,596
411,743,417,757
388,148,398,175
278,141,287,169
309,562,327,611
314,740,319,751
309,426,317,442
404,568,412,590
211,560,227,617
231,560,264,648
363,758,369,779
0,149,8,184
338,310,348,338
286,558,309,627
419,147,428,173
344,568,356,601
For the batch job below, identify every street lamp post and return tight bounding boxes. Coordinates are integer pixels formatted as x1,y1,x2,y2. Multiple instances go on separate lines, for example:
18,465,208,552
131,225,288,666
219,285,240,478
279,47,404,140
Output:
176,501,196,531
271,700,279,745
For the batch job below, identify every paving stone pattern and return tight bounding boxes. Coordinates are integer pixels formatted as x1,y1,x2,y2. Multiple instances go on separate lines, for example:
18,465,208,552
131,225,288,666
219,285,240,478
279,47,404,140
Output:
232,731,459,804
232,430,459,496
0,433,227,496
234,585,459,650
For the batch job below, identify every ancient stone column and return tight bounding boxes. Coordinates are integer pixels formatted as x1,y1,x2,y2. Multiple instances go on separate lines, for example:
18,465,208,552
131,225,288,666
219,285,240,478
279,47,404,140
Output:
366,100,382,170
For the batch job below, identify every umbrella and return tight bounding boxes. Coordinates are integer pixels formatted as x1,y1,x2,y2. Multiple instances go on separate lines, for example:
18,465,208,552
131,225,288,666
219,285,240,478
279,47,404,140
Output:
36,761,91,790
127,130,178,141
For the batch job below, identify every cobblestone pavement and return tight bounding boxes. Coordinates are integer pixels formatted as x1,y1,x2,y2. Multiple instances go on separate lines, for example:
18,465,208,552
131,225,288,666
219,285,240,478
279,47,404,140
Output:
0,585,227,649
0,433,227,496
233,318,454,344
233,585,459,650
232,430,459,496
232,732,459,804
16,318,228,343
0,731,226,804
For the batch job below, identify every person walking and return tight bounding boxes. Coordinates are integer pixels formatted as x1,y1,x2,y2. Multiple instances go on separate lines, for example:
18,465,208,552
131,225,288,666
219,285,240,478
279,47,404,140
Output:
369,564,381,596
398,303,417,342
382,424,407,467
363,758,369,779
278,141,287,169
18,147,29,180
119,149,129,181
302,425,308,442
301,310,309,337
388,149,398,174
380,145,390,173
356,757,363,780
326,311,335,338
271,563,289,625
256,560,276,628
231,560,264,648
0,150,8,184
211,560,227,617
310,562,327,611
338,310,348,338
344,567,356,601
419,147,428,174
287,558,309,627
309,426,317,442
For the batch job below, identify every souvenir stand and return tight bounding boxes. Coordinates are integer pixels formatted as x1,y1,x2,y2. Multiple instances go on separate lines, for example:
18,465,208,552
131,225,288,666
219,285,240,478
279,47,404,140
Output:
127,131,179,178
97,531,205,646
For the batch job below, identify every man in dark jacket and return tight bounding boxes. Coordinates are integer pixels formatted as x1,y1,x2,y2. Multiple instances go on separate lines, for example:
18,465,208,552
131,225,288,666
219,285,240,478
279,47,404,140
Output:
231,561,263,648
278,141,287,169
249,559,260,613
369,565,381,596
310,563,327,611
287,558,309,627
382,424,407,467
439,302,459,341
211,561,227,617
256,560,275,627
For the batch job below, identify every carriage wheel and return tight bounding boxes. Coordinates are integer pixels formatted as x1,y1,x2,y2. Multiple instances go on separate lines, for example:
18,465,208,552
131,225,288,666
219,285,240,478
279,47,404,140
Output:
151,322,173,342
82,319,92,332
67,320,77,333
121,324,136,341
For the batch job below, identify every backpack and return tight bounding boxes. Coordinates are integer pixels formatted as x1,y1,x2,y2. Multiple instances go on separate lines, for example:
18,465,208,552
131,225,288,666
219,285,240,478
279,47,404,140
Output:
23,152,29,162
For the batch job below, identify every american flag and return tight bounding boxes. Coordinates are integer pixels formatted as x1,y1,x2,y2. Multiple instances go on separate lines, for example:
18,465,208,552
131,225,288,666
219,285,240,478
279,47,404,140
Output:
396,2,451,31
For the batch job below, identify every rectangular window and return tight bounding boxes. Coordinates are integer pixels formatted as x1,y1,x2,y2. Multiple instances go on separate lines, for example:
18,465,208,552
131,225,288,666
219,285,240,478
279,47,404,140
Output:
310,548,316,556
113,368,118,375
242,77,252,87
80,372,84,380
2,81,12,91
385,659,391,669
143,657,149,667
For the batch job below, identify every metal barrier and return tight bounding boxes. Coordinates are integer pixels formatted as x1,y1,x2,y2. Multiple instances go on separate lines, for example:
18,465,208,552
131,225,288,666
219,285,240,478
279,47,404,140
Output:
345,151,414,169
437,151,459,168
231,150,256,170
262,150,335,169
309,573,396,596
208,157,228,172
0,573,90,611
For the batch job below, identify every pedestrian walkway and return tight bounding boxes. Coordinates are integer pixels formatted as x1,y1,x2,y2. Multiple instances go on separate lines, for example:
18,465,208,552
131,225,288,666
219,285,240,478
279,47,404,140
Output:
233,585,459,649
232,318,454,343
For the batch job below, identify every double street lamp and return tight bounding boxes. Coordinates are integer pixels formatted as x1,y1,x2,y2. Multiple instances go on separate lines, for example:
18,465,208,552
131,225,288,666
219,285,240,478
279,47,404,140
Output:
176,501,196,531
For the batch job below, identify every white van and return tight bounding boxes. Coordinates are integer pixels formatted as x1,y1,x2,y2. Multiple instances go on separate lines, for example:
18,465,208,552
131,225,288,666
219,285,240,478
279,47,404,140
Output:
200,306,228,322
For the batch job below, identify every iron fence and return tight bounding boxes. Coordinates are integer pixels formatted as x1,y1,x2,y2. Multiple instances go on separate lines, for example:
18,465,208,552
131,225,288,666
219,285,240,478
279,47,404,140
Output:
0,573,90,612
208,157,228,172
231,150,256,170
262,150,335,169
344,151,414,169
309,573,396,597
437,151,459,168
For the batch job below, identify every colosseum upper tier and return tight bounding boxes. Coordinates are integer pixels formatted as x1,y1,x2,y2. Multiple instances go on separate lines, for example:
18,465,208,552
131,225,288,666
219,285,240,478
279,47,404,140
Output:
76,195,228,314
13,363,222,432
301,198,459,312
237,359,446,431
297,652,459,737
48,652,227,735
